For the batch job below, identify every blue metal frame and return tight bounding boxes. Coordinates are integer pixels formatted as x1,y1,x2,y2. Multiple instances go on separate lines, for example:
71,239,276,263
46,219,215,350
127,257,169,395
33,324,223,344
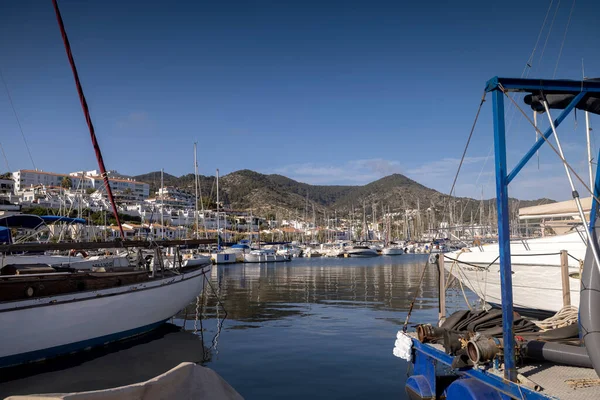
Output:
589,148,600,232
507,92,586,184
484,76,600,383
491,89,517,382
411,339,552,399
405,77,599,399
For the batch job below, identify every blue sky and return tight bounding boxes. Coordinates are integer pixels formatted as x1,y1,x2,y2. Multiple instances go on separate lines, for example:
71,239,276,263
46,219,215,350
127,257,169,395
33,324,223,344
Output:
0,0,599,200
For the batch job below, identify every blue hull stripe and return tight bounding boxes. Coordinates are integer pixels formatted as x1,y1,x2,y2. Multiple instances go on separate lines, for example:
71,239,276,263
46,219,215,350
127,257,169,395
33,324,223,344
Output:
0,319,168,369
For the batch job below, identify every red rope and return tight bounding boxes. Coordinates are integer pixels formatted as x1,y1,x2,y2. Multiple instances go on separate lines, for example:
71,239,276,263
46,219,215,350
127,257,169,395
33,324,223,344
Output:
51,0,125,239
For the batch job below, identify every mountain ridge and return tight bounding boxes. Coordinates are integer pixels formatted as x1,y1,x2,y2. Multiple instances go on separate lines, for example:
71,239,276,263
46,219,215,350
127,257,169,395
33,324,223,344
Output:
132,170,553,223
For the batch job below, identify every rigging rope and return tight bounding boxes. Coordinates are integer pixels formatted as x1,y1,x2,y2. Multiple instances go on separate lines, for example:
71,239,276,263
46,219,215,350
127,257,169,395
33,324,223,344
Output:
0,142,10,172
402,249,433,332
533,305,579,330
524,0,555,74
535,0,562,77
448,92,487,198
0,67,36,169
552,0,577,78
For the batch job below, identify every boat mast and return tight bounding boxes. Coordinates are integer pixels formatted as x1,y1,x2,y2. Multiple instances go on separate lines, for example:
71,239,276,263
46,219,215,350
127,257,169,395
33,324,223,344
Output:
51,0,124,238
586,112,594,191
216,169,220,250
160,168,164,239
194,143,199,239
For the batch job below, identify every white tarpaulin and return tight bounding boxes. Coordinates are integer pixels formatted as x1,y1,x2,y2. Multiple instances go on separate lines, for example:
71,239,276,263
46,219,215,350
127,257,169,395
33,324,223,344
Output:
6,362,243,400
519,197,593,220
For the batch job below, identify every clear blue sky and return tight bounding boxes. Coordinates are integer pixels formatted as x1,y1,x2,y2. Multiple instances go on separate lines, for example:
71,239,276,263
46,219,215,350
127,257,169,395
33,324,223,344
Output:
0,0,599,200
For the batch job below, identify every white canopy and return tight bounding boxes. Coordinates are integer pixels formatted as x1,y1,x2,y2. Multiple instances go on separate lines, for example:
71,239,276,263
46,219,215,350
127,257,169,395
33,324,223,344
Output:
518,197,593,220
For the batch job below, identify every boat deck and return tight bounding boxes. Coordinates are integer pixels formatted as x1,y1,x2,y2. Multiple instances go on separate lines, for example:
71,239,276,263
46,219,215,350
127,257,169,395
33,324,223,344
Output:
408,333,599,399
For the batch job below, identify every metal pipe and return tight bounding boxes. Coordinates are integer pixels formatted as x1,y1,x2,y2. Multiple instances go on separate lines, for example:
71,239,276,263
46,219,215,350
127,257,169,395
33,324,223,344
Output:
586,111,594,191
522,341,592,369
580,218,600,376
466,335,501,364
492,89,517,382
416,324,445,343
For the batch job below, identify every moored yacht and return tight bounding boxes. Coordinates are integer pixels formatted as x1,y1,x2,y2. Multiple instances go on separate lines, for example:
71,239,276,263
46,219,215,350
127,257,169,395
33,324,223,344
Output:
346,245,379,257
243,248,291,263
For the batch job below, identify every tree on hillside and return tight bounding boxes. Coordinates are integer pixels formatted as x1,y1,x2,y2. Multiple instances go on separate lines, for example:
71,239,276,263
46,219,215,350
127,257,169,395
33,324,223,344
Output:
61,176,72,189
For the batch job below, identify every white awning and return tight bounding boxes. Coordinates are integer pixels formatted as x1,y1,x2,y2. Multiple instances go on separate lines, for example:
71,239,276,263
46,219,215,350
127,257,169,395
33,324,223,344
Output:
518,197,593,220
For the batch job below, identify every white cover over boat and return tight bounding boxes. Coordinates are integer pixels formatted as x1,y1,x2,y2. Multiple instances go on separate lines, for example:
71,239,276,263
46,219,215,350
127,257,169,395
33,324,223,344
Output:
5,362,242,400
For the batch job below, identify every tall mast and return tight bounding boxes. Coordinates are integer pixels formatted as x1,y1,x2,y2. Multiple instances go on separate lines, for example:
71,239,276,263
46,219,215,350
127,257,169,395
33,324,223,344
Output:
216,169,220,250
194,143,199,239
160,168,164,239
586,112,594,191
52,0,124,238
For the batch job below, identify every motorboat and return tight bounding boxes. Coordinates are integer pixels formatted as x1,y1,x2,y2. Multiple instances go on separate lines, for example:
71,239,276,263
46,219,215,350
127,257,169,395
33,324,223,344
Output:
381,246,404,256
243,249,291,263
346,245,379,257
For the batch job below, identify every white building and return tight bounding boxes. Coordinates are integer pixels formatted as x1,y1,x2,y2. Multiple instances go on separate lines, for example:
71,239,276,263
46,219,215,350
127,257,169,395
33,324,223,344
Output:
12,169,150,199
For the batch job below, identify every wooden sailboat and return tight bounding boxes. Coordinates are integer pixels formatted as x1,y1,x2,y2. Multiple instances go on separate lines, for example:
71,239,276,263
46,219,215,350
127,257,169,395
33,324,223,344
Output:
0,1,212,368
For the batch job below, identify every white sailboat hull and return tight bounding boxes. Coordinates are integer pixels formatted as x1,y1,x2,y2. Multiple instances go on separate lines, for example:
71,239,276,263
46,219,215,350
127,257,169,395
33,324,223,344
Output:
0,266,210,368
444,231,585,314
243,253,290,263
211,252,237,264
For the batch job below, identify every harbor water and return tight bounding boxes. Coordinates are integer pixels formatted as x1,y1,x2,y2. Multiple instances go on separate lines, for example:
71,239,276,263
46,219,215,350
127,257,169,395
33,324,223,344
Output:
1,255,477,399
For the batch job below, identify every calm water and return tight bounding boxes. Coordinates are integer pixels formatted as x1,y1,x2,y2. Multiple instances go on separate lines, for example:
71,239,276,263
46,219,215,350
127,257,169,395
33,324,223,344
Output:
0,255,476,399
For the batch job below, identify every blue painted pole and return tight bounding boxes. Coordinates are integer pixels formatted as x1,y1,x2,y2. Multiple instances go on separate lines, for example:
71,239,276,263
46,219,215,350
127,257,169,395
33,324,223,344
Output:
507,92,586,184
492,89,517,382
589,148,600,232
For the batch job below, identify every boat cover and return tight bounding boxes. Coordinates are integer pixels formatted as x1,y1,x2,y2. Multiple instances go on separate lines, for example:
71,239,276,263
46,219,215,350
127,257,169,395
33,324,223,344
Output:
6,362,242,400
519,197,592,219
0,226,11,244
41,215,87,224
0,215,45,230
524,85,600,116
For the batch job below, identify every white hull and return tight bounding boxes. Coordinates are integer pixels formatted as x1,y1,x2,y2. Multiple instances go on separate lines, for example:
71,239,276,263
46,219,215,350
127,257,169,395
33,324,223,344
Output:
382,247,404,256
211,252,237,264
243,253,290,263
1,254,84,268
347,249,379,257
0,266,210,368
444,231,586,314
182,255,212,267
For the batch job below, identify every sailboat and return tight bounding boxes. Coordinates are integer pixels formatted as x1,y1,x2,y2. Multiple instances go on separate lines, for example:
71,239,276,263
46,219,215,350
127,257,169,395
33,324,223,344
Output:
444,199,588,316
0,1,211,368
381,207,404,255
211,169,237,264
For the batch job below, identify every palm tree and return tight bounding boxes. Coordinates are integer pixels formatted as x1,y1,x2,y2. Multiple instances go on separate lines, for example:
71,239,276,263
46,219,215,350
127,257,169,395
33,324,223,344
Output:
61,176,72,189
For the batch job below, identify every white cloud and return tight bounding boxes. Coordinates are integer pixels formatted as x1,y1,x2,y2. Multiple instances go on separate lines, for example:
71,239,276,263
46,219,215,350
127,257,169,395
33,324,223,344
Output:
115,111,153,130
273,159,403,185
271,150,594,201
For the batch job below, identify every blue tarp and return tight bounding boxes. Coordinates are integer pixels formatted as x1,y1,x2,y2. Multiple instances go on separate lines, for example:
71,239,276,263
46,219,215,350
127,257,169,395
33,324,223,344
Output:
0,215,45,230
41,215,86,225
0,227,11,244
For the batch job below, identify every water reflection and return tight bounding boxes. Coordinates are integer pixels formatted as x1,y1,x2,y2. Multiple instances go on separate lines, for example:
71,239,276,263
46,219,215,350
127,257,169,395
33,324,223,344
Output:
0,324,209,398
190,255,476,400
203,255,448,326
